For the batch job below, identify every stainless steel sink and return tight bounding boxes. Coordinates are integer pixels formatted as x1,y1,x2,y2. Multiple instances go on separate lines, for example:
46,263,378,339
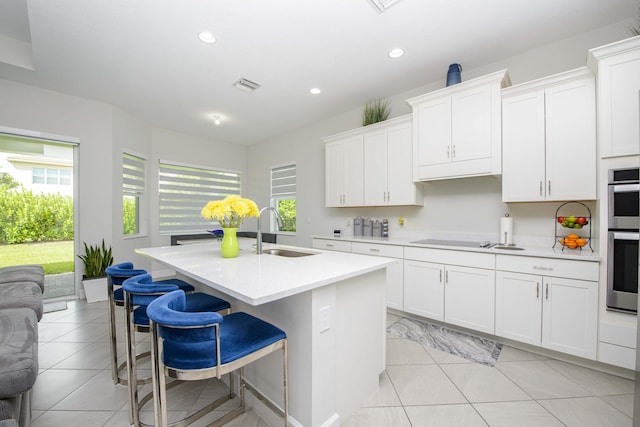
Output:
492,245,525,251
262,248,316,257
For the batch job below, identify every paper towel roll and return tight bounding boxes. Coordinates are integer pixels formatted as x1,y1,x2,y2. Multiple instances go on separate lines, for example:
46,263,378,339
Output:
500,216,514,245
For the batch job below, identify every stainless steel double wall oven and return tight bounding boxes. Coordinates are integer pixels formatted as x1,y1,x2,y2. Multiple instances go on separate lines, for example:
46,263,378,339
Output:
607,167,639,313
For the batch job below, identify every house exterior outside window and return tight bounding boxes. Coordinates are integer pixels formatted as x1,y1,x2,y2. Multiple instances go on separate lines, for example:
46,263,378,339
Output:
271,163,296,233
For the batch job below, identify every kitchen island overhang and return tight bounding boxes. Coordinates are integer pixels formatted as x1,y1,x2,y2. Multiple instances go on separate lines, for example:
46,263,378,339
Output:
135,242,395,427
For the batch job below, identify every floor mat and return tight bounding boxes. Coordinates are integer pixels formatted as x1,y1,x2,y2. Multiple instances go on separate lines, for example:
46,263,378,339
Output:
388,317,502,367
43,300,68,313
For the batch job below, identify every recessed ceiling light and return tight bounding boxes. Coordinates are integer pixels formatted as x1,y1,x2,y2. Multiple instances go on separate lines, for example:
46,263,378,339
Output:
310,88,322,95
211,114,221,125
388,48,404,58
198,32,216,44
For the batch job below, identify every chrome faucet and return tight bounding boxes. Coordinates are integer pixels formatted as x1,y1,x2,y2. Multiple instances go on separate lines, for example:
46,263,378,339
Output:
257,206,283,254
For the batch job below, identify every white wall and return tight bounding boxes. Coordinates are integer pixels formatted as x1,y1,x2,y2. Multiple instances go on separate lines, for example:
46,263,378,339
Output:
0,78,248,280
247,21,629,248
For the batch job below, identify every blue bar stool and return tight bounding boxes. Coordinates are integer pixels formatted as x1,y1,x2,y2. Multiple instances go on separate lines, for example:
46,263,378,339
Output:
105,262,195,385
146,290,289,427
122,274,231,426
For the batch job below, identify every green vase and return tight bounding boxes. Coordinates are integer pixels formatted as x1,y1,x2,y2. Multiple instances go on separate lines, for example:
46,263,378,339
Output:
220,228,239,258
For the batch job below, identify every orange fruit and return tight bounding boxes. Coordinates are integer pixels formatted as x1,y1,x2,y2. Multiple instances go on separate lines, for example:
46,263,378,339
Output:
575,238,587,247
566,241,578,249
567,233,579,240
559,238,566,245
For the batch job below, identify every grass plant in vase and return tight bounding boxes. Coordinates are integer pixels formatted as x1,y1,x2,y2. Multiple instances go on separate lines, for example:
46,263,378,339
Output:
201,195,259,258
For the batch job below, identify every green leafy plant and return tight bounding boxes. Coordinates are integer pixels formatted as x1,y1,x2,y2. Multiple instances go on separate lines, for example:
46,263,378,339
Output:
362,98,391,126
630,6,640,36
77,239,113,278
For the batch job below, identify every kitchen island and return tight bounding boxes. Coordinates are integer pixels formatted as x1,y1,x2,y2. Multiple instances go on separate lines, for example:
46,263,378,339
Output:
136,241,395,427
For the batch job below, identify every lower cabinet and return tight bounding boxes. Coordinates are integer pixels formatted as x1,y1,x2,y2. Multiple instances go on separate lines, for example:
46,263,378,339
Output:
495,256,598,360
403,247,496,335
314,239,404,310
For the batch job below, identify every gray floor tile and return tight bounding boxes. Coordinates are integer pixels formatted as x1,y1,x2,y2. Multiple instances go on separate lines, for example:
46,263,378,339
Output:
38,341,89,369
31,410,115,427
386,365,467,405
361,371,402,407
386,337,436,365
51,370,130,411
599,394,634,418
539,396,633,427
32,369,101,410
544,359,634,396
496,360,592,399
404,404,488,427
497,345,548,362
473,401,564,427
441,363,531,403
342,407,412,427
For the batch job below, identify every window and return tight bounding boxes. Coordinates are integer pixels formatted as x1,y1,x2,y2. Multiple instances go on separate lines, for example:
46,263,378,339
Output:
159,161,241,234
122,152,146,236
32,167,71,185
271,163,296,233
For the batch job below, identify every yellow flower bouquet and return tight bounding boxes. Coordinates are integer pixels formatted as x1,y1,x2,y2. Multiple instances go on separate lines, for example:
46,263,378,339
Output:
201,195,259,228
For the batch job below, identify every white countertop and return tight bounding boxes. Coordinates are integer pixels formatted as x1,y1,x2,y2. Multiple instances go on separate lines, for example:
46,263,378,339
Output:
136,241,396,305
313,235,601,262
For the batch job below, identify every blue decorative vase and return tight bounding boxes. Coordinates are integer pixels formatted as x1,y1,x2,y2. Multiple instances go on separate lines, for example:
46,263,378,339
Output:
446,63,462,86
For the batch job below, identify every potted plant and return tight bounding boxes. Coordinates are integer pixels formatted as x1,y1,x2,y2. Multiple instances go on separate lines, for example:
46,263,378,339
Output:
77,239,114,303
362,98,391,126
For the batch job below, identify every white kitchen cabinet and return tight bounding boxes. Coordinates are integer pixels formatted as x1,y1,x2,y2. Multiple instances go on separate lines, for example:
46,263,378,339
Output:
351,242,404,311
588,36,640,158
407,69,510,181
495,255,598,360
403,260,444,320
314,239,404,310
403,247,495,334
444,265,495,335
502,67,596,202
324,115,421,207
325,135,364,207
364,118,420,206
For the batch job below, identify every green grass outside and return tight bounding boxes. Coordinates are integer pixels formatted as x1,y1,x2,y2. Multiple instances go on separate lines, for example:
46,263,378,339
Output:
0,240,75,274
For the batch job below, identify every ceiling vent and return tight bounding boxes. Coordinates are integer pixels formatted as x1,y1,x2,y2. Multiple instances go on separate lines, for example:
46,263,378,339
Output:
233,78,261,93
368,0,400,13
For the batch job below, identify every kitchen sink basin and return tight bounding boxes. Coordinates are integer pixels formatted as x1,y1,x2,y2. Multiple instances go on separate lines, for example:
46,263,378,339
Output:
492,245,525,251
262,248,316,257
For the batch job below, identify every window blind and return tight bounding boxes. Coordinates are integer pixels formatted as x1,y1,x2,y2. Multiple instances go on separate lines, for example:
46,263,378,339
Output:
271,163,296,198
159,161,241,234
123,153,145,197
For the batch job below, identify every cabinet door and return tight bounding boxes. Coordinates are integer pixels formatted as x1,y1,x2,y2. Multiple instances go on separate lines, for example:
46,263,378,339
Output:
387,121,416,205
386,259,404,311
415,97,451,167
325,142,344,207
403,260,444,321
342,136,364,206
451,85,492,163
501,91,546,202
541,277,597,360
495,271,542,346
598,50,640,157
545,77,596,201
444,265,495,334
363,129,388,206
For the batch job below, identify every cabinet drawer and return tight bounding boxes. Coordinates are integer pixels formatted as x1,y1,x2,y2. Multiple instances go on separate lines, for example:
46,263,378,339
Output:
312,239,352,252
496,255,598,281
351,242,403,259
404,247,495,269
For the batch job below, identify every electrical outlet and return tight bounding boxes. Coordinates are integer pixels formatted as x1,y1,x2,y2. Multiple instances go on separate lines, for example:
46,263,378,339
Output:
319,306,331,333
346,218,351,226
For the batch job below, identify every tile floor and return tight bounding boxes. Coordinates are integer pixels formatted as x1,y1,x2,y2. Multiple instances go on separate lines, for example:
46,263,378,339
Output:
34,300,634,427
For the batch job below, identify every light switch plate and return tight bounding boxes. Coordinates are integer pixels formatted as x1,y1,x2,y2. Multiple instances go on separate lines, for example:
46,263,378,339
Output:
319,306,331,333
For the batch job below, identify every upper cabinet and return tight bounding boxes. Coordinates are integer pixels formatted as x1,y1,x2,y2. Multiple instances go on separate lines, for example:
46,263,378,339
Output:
588,36,640,158
501,67,596,202
325,134,364,207
323,115,422,207
407,70,510,181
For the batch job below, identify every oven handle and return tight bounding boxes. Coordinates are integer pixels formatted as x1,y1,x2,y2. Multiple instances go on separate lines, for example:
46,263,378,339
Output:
612,184,640,193
610,231,640,241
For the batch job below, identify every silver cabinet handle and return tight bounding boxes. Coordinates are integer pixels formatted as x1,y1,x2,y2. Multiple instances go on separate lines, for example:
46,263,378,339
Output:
445,270,448,284
536,282,539,298
545,283,549,300
548,180,551,196
326,243,334,248
369,248,380,253
533,266,553,271
439,270,442,283
447,146,450,159
539,181,543,197
452,144,456,158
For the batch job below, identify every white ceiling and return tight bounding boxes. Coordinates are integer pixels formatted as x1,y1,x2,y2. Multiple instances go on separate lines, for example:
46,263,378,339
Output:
0,0,637,145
